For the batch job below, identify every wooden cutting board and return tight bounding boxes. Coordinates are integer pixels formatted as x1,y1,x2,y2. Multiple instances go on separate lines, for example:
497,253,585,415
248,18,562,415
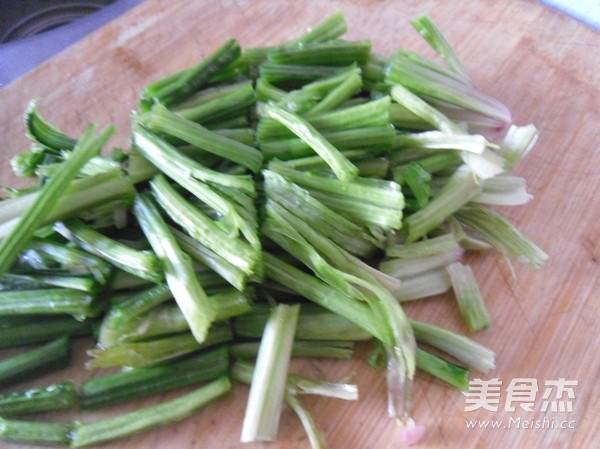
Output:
0,1,598,448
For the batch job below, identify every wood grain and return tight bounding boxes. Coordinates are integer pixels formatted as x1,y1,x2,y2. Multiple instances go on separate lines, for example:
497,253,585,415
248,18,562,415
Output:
1,1,599,448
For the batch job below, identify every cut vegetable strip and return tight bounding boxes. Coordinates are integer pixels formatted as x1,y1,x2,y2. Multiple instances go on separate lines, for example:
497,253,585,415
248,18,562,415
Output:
81,346,229,409
389,84,461,133
98,283,173,348
385,233,461,259
498,123,538,169
172,227,247,290
404,164,482,242
24,99,77,151
0,418,73,446
269,40,371,66
0,288,98,319
259,63,349,86
446,262,492,331
0,315,94,349
71,376,232,448
456,204,548,269
262,103,359,182
387,50,511,124
415,349,469,390
140,104,263,172
55,219,163,283
132,193,216,343
0,337,70,387
0,381,77,416
474,174,532,206
391,268,452,302
0,174,134,246
149,175,258,275
308,69,363,114
245,11,348,67
410,319,495,373
410,13,470,81
87,323,231,368
176,81,256,124
133,124,254,192
143,38,241,107
285,393,330,449
0,272,96,293
394,131,488,153
0,125,114,276
380,248,462,279
241,304,300,442
113,290,252,343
